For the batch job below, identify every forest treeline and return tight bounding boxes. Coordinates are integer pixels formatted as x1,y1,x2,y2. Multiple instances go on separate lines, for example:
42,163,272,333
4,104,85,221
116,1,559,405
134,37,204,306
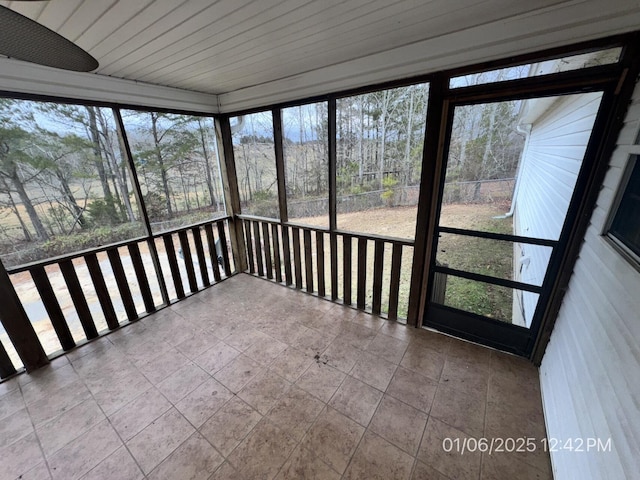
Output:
0,99,224,265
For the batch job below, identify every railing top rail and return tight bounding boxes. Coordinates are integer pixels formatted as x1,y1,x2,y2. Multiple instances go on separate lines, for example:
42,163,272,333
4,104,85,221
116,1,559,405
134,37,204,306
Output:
237,214,415,247
5,216,231,275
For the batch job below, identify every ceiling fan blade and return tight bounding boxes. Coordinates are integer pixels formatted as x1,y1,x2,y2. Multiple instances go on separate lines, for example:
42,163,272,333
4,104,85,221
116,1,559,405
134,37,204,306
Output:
0,5,98,72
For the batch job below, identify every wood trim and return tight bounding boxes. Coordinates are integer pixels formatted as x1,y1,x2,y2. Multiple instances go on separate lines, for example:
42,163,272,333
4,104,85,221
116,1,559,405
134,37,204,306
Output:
273,109,288,223
407,73,446,326
0,260,48,372
128,243,156,313
59,259,98,339
216,116,247,272
85,253,119,329
31,266,75,350
107,248,138,321
328,98,337,231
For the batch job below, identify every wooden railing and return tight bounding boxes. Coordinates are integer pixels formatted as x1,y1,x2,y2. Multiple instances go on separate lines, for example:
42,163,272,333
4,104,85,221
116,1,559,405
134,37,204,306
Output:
0,217,234,378
238,215,415,321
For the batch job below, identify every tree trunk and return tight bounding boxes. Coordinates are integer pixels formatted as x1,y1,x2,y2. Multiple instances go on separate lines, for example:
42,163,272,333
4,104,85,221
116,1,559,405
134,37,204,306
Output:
54,167,85,229
197,118,216,207
151,113,173,216
11,169,49,241
86,107,112,201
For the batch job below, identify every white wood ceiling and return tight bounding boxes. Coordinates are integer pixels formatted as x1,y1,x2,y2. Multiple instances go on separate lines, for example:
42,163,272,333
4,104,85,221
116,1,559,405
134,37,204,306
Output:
1,0,640,113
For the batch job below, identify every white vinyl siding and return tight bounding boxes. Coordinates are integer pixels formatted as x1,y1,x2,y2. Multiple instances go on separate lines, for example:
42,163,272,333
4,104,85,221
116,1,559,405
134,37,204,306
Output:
539,80,640,480
513,92,602,327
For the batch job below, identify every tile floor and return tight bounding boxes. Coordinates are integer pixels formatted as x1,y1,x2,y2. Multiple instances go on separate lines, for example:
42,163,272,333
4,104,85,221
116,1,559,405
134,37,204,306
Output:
0,274,552,480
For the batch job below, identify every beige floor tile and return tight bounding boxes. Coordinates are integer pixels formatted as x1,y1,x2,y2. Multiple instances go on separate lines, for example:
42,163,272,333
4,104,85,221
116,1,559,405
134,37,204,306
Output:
267,385,325,440
175,333,221,361
293,327,336,356
275,445,341,480
417,417,481,480
0,432,46,480
28,380,91,427
350,351,397,392
194,341,240,375
238,369,291,415
295,361,346,402
37,398,105,457
369,395,428,456
137,347,191,385
301,407,365,474
269,346,314,382
90,369,153,416
0,376,21,396
213,354,262,393
409,329,452,355
109,387,172,441
447,339,492,367
411,460,450,480
48,420,122,480
387,367,437,413
79,446,143,480
209,461,245,480
224,329,271,352
19,461,52,480
487,375,544,425
157,362,210,404
366,333,409,364
227,420,297,480
339,322,377,350
0,407,33,449
244,336,289,365
21,364,80,405
440,356,489,397
484,404,550,474
430,384,486,437
199,396,262,457
126,408,195,474
0,388,24,420
321,338,363,373
175,377,233,427
344,430,414,480
481,452,551,480
328,375,382,427
400,344,446,381
147,432,223,480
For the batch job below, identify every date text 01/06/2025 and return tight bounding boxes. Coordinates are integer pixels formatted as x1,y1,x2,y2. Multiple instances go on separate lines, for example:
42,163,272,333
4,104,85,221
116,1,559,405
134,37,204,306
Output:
442,437,612,455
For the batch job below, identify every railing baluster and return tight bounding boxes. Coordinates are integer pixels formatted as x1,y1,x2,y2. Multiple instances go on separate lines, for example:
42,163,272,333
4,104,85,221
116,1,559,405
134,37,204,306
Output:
245,220,255,274
128,243,155,314
343,235,352,305
31,265,75,350
388,244,403,321
163,234,185,299
372,240,384,316
0,340,16,378
85,253,119,330
191,227,210,286
282,226,293,286
107,248,138,321
292,227,303,289
357,238,367,310
217,220,232,277
316,232,325,297
272,223,282,283
262,222,273,279
178,231,198,293
205,224,222,282
59,259,98,339
253,221,265,277
303,229,313,293
330,233,338,301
